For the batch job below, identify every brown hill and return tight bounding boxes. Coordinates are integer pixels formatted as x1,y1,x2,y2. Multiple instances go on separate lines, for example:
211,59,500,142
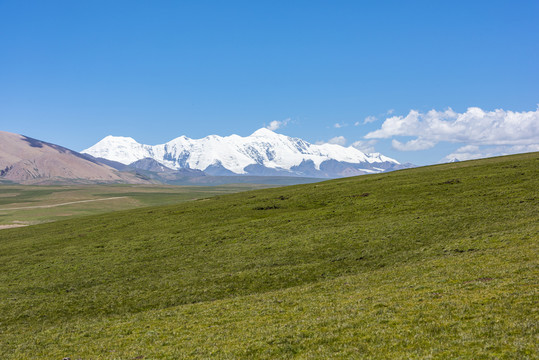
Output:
0,131,151,184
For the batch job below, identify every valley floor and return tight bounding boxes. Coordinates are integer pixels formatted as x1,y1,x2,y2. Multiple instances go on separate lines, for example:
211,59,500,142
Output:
0,183,271,227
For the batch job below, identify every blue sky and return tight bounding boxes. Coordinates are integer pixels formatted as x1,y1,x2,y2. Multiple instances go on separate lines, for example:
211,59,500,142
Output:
1,0,538,165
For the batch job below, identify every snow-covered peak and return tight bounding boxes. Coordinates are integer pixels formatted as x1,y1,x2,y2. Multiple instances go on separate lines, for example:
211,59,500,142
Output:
82,129,404,176
101,135,138,143
82,135,150,165
251,128,279,137
364,152,400,164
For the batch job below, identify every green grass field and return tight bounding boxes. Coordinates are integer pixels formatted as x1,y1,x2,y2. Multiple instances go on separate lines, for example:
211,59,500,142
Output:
0,153,537,359
0,183,272,227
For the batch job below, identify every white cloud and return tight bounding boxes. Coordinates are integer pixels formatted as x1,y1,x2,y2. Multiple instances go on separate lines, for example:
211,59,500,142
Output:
365,107,539,147
392,138,436,151
266,118,290,131
334,122,347,128
442,144,539,162
363,115,377,124
351,140,377,153
387,109,395,115
454,145,480,153
327,136,347,146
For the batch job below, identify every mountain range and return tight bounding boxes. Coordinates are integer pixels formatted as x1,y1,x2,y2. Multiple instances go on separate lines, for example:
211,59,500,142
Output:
83,128,411,178
0,129,412,184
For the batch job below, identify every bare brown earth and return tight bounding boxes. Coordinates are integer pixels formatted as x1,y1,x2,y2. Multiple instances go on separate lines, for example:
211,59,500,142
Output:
0,224,27,230
0,131,151,184
0,196,127,210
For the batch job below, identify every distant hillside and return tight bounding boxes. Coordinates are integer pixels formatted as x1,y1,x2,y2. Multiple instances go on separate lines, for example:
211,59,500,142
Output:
0,131,151,184
80,154,322,185
128,157,180,172
1,152,537,358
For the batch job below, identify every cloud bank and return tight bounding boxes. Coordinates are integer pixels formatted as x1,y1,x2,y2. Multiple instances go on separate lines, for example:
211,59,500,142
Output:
391,138,435,151
365,106,539,160
365,107,539,147
442,144,539,162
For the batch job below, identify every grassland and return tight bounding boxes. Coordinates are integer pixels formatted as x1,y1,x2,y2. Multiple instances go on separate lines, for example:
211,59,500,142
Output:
0,183,272,227
0,153,537,359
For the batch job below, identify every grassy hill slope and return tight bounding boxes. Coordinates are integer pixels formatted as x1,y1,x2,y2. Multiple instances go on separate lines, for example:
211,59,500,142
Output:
1,152,537,359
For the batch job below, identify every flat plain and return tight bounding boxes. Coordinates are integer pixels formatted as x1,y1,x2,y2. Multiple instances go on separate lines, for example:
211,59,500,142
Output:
0,183,272,227
0,152,537,359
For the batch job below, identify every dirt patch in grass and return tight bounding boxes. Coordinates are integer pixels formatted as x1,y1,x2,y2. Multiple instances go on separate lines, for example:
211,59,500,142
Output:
0,224,27,230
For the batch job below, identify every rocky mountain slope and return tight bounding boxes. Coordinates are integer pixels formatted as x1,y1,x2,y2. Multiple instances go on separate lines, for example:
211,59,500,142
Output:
0,131,151,184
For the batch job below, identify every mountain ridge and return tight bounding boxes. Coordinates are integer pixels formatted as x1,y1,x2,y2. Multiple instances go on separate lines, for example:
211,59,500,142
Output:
83,128,411,178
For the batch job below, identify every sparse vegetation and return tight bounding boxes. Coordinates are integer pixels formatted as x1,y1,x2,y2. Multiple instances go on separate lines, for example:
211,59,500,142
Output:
0,153,537,359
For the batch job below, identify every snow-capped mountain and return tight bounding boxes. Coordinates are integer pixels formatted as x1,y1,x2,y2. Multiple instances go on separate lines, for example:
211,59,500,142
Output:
82,128,409,178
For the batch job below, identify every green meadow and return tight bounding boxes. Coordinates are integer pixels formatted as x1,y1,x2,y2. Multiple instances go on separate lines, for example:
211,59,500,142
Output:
0,153,537,359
